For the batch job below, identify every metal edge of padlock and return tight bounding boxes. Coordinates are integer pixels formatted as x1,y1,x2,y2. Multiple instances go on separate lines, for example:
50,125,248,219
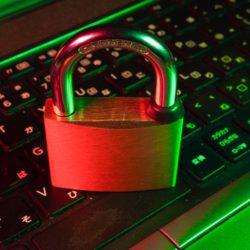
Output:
44,25,184,192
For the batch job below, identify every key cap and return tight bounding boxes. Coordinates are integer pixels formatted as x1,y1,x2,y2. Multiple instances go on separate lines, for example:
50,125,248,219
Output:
149,1,177,16
200,17,239,44
218,72,250,105
0,82,40,115
139,18,172,40
204,123,250,161
76,52,108,78
139,82,187,100
121,11,149,25
178,62,219,91
185,90,234,124
180,142,225,181
159,8,201,34
204,46,249,75
0,111,41,151
29,183,85,218
230,3,250,29
234,34,250,56
169,32,213,60
234,109,250,133
36,48,57,65
30,71,51,97
105,47,136,64
30,102,45,122
24,140,49,174
189,0,227,20
2,61,33,79
0,154,31,195
74,76,118,97
105,61,151,94
0,198,40,246
182,114,201,139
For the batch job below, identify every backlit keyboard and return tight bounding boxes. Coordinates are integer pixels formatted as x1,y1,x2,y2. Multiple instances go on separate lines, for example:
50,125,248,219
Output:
0,0,249,249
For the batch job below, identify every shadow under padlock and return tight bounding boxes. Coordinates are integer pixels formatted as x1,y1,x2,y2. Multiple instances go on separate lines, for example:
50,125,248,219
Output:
44,25,184,192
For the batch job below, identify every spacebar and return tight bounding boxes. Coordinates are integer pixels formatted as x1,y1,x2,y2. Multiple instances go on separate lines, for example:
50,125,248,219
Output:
32,181,190,249
160,172,250,249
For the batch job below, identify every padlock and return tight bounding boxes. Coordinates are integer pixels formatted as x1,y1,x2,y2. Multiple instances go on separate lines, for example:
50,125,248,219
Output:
44,25,184,192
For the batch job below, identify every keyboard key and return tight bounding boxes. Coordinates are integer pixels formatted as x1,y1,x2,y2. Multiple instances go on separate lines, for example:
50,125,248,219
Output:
169,32,213,60
190,0,227,20
30,72,52,97
24,140,49,174
159,8,201,34
29,183,85,218
218,72,250,105
230,3,250,29
74,76,118,97
204,123,250,161
76,52,108,78
234,109,250,133
0,111,41,151
139,82,187,100
200,17,239,44
0,154,31,195
149,1,177,16
121,11,149,25
105,47,135,64
105,61,151,94
0,198,40,245
234,34,250,56
182,114,202,139
30,102,45,122
36,48,57,65
0,82,40,115
185,90,234,124
139,18,172,40
204,46,249,75
180,142,225,181
178,62,219,90
2,61,33,79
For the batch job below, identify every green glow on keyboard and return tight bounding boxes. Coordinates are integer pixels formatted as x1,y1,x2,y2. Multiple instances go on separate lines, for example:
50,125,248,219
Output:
0,0,155,68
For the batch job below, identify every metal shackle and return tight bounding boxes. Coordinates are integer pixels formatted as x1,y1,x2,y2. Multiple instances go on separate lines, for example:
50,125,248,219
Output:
51,25,178,117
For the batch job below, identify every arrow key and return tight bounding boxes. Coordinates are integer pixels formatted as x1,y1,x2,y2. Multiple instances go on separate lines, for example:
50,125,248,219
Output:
28,182,85,218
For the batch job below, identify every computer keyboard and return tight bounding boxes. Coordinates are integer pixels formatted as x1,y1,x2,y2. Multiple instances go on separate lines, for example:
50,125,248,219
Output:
0,0,249,249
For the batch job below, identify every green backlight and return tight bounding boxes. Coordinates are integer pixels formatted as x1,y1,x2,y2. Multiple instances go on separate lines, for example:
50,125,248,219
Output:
0,0,155,68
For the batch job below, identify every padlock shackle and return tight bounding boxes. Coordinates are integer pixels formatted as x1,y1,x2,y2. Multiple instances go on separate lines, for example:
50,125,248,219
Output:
51,25,177,116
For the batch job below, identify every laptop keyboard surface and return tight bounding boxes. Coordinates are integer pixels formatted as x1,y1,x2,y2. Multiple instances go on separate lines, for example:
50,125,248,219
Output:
0,0,249,249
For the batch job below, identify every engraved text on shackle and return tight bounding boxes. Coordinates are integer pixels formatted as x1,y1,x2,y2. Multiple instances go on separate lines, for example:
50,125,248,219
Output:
78,39,150,55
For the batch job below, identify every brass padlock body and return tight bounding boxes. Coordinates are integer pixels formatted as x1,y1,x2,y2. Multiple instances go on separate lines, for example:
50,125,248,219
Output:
44,97,183,191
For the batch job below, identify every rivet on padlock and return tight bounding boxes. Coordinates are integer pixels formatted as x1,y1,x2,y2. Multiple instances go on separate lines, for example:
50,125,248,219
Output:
44,25,184,192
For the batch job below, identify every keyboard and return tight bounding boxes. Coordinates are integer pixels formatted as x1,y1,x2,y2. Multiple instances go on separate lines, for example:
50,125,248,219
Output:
0,0,249,249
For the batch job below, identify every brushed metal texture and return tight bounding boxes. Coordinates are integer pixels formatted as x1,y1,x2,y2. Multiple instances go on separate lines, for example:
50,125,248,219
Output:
44,97,183,191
